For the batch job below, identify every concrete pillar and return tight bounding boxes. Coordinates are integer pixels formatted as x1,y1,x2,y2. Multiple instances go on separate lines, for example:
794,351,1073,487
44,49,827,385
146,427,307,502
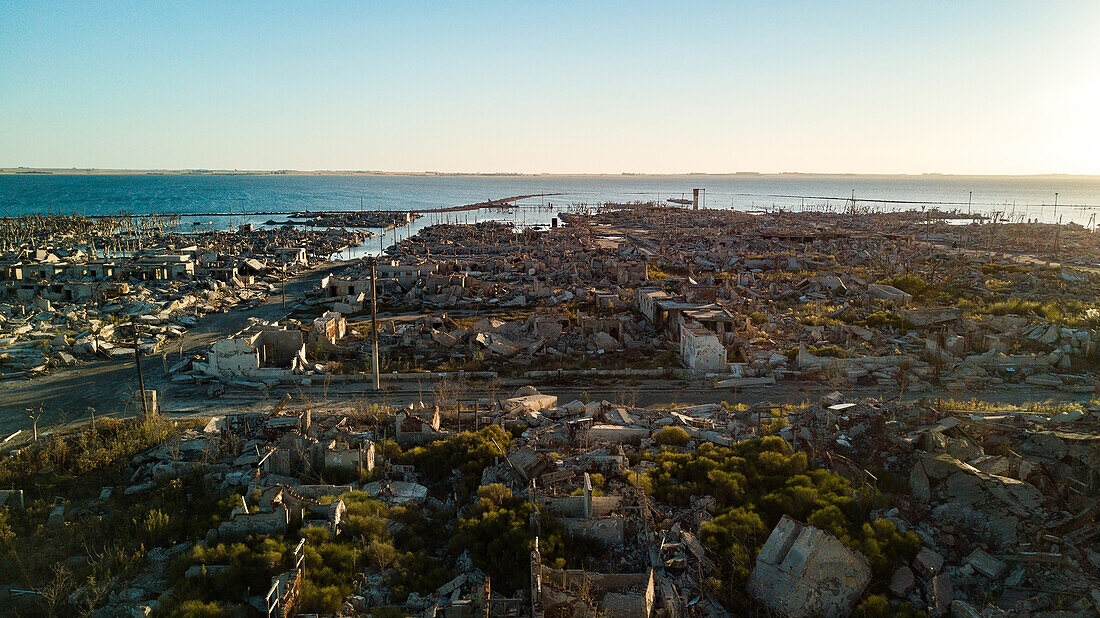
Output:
136,390,159,418
583,472,592,518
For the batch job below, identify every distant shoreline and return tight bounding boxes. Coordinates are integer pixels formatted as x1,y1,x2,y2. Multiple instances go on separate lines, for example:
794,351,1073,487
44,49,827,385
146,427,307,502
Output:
1,168,1097,179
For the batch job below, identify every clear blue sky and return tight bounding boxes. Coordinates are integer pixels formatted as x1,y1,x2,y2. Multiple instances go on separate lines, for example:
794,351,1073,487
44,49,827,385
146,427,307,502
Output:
2,1,1098,174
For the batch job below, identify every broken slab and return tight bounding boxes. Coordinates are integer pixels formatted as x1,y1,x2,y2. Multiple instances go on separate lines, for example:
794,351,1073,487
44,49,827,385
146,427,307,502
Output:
746,515,871,617
965,547,1005,579
868,283,912,304
901,306,960,326
889,565,915,597
0,489,24,510
928,572,953,617
913,547,944,579
503,393,558,416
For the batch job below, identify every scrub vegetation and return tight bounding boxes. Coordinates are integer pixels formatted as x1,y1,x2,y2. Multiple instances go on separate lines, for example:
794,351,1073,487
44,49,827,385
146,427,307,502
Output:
629,437,921,613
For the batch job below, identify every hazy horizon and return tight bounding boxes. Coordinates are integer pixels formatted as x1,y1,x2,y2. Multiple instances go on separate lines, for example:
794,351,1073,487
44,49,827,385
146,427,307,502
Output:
5,168,1100,179
3,2,1099,174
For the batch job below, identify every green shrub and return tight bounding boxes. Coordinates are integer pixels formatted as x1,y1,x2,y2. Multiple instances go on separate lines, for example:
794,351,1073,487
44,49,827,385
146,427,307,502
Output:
339,514,386,542
452,484,535,590
624,470,654,494
861,311,907,329
0,416,183,498
339,491,390,519
0,509,14,550
639,438,921,612
364,539,399,570
299,580,349,613
973,298,1100,328
183,537,290,599
880,275,929,297
851,519,922,577
654,426,690,446
161,599,240,618
137,508,172,547
647,264,671,280
809,344,850,358
699,507,765,580
388,552,454,602
852,593,925,617
399,426,511,498
852,594,891,617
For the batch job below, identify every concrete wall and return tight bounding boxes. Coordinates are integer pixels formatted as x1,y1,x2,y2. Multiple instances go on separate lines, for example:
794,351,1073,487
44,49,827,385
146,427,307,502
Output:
0,490,24,510
321,446,365,470
602,571,655,618
586,424,650,443
275,248,307,264
680,324,726,372
746,515,871,617
636,289,669,323
209,338,260,376
541,566,655,618
325,277,372,298
216,505,290,541
291,485,355,500
378,263,437,287
251,329,305,369
312,312,346,345
559,517,625,545
542,495,586,518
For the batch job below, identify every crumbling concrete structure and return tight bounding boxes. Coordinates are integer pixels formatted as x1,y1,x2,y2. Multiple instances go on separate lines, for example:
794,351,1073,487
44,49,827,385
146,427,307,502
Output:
746,515,872,617
205,324,307,380
532,542,656,618
679,322,726,373
311,311,346,345
538,473,626,545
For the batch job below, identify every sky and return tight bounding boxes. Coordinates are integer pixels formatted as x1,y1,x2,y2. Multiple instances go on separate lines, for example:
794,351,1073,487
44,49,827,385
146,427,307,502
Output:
1,1,1099,174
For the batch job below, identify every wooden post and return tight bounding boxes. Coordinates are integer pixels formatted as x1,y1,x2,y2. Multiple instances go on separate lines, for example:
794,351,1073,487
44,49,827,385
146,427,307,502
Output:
370,260,380,391
132,318,149,418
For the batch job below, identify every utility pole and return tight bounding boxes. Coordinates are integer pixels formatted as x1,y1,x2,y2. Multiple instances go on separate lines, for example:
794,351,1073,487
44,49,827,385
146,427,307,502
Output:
369,258,380,390
132,318,149,418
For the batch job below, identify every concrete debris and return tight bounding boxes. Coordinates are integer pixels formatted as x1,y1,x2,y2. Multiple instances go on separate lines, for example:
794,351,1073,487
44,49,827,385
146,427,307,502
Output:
5,204,1100,616
1,213,364,383
889,565,915,597
746,515,872,617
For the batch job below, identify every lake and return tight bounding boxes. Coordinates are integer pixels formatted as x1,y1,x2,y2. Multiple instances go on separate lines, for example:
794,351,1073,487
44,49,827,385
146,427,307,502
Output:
2,173,1099,228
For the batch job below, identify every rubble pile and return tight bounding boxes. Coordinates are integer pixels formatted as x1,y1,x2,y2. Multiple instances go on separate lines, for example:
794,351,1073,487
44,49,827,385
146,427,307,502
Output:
775,394,1100,615
293,205,1100,394
3,203,1100,617
0,214,367,380
2,379,1096,616
324,311,668,376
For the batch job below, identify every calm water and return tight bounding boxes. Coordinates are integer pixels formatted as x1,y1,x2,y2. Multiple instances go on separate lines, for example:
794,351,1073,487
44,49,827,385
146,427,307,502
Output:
3,174,1100,228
